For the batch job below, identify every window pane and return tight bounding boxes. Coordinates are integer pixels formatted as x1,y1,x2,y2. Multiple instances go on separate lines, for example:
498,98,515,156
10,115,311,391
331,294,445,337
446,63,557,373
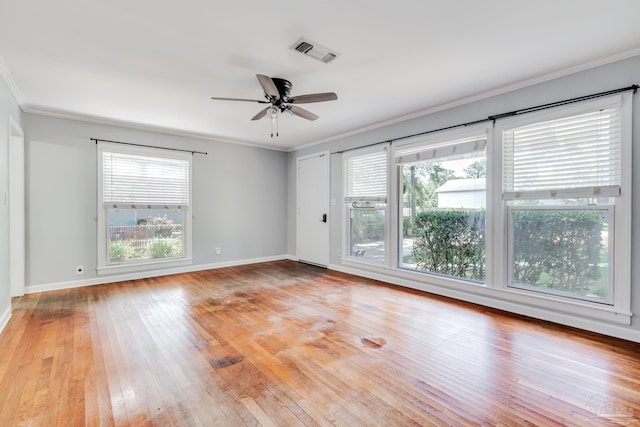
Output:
108,208,184,264
400,151,486,282
510,208,609,301
349,206,385,263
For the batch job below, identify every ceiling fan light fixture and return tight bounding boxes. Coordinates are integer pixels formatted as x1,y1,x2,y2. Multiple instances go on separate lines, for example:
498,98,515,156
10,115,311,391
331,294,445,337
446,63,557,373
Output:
269,106,279,138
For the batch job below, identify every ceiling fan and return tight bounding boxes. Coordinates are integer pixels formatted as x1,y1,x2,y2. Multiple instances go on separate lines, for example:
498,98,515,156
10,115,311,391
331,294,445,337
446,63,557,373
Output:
211,74,338,137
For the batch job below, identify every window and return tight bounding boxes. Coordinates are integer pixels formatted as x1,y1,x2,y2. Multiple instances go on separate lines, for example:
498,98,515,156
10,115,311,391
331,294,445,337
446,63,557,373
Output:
396,133,487,282
339,91,632,323
343,145,389,264
500,95,630,305
97,143,192,274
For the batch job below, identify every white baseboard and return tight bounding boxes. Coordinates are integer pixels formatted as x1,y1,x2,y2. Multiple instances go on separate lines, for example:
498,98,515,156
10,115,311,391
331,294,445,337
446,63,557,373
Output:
329,263,640,344
25,254,290,294
0,306,11,335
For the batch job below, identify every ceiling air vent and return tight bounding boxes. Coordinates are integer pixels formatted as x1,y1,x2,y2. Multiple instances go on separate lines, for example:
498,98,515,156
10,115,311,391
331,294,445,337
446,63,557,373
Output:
290,38,340,64
321,53,337,64
294,41,314,54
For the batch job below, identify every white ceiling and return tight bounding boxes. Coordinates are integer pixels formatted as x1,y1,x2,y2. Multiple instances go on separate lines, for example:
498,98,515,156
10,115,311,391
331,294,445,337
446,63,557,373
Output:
1,0,639,151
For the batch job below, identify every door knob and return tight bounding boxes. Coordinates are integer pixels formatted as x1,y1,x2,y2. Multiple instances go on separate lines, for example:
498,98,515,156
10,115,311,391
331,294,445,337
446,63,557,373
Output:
320,213,327,223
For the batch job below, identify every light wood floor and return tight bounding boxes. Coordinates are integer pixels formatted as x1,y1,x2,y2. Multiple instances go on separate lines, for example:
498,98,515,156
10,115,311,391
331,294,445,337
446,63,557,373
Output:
1,261,639,426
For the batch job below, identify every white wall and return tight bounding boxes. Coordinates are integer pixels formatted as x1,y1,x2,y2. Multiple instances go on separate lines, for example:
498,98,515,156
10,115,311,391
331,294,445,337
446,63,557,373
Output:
287,55,640,342
25,114,288,291
0,73,24,331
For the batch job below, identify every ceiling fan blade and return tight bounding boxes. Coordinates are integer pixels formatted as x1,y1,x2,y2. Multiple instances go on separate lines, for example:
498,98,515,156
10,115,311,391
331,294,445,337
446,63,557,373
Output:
288,92,337,104
251,107,270,121
289,105,319,121
256,74,280,99
210,96,266,103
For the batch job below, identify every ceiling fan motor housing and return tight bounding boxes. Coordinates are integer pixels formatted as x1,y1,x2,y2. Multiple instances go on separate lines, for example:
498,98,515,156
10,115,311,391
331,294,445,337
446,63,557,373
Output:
271,78,292,101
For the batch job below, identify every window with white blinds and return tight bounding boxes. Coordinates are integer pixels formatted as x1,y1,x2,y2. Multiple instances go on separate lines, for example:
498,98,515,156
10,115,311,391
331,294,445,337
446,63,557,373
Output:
337,90,632,321
343,146,388,203
102,151,190,208
503,101,622,200
97,143,193,273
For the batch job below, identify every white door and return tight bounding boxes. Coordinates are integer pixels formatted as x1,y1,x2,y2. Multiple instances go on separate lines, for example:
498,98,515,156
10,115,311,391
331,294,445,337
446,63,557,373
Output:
297,152,330,267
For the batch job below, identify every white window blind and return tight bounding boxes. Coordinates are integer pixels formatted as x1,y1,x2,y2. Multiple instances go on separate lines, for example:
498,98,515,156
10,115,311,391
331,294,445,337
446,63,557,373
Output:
102,151,190,207
343,147,388,203
503,104,622,200
396,135,487,165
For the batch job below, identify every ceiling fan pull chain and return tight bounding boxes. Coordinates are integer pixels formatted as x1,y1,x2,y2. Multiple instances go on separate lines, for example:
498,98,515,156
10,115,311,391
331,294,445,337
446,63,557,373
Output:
270,106,279,137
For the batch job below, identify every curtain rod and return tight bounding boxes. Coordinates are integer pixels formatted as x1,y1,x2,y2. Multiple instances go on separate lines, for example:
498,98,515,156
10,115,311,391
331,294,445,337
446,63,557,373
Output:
91,138,208,155
333,84,638,155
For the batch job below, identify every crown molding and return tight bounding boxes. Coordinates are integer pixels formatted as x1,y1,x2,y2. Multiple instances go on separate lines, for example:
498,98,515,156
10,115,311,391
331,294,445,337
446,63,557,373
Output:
0,55,25,106
22,105,289,152
3,46,639,154
291,47,640,152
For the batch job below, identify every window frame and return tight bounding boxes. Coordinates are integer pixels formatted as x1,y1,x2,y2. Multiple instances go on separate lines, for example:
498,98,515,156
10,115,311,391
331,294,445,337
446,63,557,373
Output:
495,93,632,315
393,127,490,283
97,142,193,275
342,144,390,267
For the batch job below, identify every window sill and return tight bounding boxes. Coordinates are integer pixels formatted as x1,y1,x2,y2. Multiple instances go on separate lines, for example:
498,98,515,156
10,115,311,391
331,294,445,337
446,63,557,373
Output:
495,285,631,324
97,257,193,276
341,256,387,268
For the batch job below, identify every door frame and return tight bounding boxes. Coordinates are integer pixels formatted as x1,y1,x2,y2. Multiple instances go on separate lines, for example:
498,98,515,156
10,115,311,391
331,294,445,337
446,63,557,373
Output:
8,116,25,297
296,150,330,266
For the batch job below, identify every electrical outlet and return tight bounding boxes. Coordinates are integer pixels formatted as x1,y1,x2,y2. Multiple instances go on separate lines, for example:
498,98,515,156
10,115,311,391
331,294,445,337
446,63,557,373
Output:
76,265,84,275
337,249,341,257
215,247,221,255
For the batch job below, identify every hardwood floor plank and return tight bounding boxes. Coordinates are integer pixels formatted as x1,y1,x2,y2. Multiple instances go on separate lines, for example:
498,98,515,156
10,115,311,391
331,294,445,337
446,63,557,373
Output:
1,260,640,426
87,292,116,427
